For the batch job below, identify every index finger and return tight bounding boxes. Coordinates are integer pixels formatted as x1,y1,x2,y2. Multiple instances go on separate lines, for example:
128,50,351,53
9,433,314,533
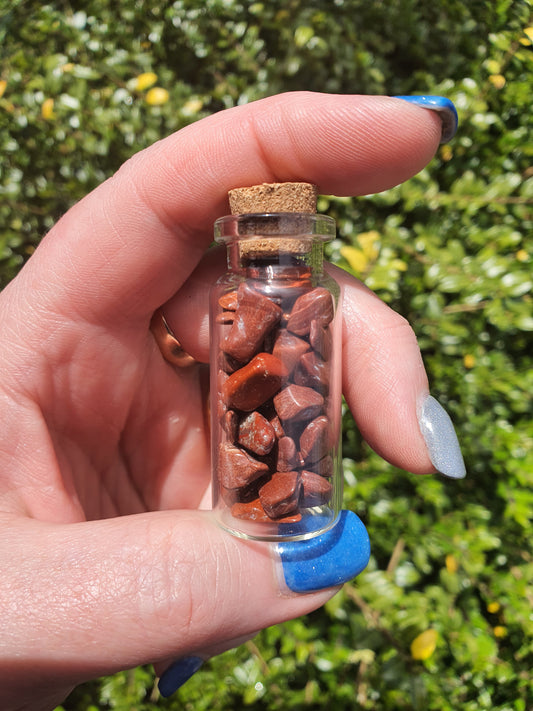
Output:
18,92,443,323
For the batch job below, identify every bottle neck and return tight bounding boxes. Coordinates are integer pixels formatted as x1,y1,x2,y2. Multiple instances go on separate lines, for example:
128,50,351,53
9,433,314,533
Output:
214,213,335,280
227,237,324,279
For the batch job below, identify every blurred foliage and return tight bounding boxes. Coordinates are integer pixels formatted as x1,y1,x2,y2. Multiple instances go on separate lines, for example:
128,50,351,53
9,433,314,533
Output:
1,0,532,709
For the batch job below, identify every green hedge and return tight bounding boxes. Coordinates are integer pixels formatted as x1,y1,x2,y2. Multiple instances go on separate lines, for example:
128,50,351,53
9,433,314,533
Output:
1,0,532,709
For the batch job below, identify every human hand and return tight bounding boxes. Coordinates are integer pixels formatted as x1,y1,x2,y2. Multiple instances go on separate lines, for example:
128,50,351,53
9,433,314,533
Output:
0,92,464,709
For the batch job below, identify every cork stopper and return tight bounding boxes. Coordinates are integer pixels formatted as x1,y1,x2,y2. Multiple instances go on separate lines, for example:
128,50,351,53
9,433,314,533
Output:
227,182,318,258
228,182,318,215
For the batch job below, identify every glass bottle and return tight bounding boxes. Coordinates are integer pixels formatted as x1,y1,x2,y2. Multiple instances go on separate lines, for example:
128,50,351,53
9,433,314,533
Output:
210,198,343,541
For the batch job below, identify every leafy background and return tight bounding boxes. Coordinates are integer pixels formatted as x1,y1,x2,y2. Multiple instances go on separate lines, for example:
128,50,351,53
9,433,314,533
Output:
1,0,532,709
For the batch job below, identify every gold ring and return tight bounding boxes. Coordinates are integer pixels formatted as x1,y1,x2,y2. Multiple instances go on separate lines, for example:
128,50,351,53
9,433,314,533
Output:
150,309,197,368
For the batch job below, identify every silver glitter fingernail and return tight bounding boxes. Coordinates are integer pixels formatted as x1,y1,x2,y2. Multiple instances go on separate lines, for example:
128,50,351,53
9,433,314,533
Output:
418,395,466,479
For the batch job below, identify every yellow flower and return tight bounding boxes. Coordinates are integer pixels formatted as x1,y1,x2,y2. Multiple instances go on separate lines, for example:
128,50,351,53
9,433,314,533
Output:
41,98,55,120
182,98,203,115
411,629,438,660
485,59,501,75
340,231,381,275
440,144,453,162
516,249,528,262
391,258,408,271
487,602,501,614
524,27,533,42
357,230,380,260
493,625,507,638
340,246,368,274
489,74,506,89
135,71,158,91
0,79,7,99
463,354,475,369
145,87,169,106
445,554,458,573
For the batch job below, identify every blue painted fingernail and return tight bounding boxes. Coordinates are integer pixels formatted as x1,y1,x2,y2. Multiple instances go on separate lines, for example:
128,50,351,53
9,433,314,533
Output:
394,95,458,143
418,395,466,479
278,510,370,593
158,656,204,698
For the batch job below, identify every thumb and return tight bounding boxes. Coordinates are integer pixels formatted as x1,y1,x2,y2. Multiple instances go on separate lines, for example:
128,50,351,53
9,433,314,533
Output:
2,510,368,700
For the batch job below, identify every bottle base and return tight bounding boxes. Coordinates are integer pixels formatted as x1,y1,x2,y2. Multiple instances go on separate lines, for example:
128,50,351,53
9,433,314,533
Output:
214,506,340,542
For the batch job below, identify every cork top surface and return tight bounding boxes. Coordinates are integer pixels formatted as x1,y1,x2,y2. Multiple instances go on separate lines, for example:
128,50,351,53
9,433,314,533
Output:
228,182,318,215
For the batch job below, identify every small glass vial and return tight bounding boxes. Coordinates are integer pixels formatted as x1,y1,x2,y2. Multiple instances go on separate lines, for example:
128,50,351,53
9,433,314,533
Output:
210,183,343,541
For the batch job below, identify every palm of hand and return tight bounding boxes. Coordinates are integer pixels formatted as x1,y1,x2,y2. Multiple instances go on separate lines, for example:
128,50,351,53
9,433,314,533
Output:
1,304,210,523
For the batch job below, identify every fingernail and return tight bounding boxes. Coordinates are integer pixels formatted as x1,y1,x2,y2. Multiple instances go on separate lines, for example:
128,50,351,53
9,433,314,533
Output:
278,510,370,593
158,656,204,698
418,395,466,479
394,95,458,143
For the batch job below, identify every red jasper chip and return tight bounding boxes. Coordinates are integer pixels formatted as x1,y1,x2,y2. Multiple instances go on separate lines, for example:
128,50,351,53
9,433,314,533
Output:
218,350,242,374
238,411,276,456
257,271,312,300
222,282,282,362
276,436,299,471
220,482,256,507
222,352,288,411
309,320,332,360
273,383,324,422
272,330,310,373
232,498,302,523
300,470,333,506
222,410,238,443
217,370,230,417
294,351,329,391
216,311,235,325
268,413,285,439
300,415,330,464
259,471,302,519
231,498,271,521
218,443,269,489
218,290,238,311
286,287,334,336
221,471,270,506
314,454,334,477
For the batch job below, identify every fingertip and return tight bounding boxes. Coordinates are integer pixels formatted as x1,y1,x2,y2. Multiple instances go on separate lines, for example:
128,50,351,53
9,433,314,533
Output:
393,95,458,143
333,266,434,474
248,92,443,197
